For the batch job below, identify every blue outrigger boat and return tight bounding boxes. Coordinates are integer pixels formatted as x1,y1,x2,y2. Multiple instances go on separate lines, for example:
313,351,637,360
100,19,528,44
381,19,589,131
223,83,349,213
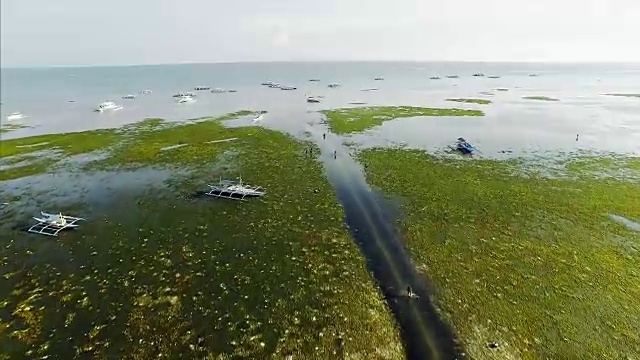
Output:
449,137,476,154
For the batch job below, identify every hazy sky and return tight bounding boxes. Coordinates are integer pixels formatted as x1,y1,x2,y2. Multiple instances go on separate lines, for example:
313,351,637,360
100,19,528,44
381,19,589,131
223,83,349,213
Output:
2,0,639,67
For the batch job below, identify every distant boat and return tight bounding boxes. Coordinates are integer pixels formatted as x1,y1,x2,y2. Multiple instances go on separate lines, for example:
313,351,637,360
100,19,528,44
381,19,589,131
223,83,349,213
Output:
473,73,485,77
487,76,501,79
261,81,276,86
211,88,227,93
308,79,321,82
446,75,459,79
280,86,297,91
268,83,281,89
140,90,152,95
177,96,196,104
529,74,539,77
6,112,25,121
173,91,196,98
122,94,137,100
307,96,321,103
361,88,378,92
374,77,384,81
228,89,237,93
430,76,441,80
195,86,211,91
328,83,341,88
95,102,123,112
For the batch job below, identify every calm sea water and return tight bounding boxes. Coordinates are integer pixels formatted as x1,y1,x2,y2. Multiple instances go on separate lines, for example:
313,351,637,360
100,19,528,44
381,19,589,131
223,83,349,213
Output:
1,62,639,157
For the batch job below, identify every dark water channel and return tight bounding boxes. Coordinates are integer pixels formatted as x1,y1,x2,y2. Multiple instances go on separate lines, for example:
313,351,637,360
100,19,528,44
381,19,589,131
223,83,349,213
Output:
308,127,463,360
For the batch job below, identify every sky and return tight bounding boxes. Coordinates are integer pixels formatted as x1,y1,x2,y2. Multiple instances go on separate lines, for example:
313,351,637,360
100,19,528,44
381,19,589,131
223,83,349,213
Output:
1,0,640,67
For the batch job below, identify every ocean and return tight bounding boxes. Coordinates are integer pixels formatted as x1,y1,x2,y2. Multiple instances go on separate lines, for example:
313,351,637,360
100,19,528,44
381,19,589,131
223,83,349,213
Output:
1,62,639,157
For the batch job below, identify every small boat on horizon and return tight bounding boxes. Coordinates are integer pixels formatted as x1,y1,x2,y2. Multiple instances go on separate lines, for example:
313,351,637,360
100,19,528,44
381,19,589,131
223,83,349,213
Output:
308,79,321,82
446,75,459,79
211,88,227,93
95,102,123,112
280,86,297,91
328,83,341,88
430,76,441,80
473,73,485,77
374,77,384,81
195,86,211,91
487,76,501,79
307,96,321,103
261,81,276,86
173,91,196,98
122,94,137,100
6,112,25,121
141,90,152,95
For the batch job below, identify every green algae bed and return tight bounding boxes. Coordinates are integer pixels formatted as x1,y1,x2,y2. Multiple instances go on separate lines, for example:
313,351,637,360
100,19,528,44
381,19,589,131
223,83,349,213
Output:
446,98,492,105
522,96,560,102
0,113,404,359
359,149,640,359
321,106,484,135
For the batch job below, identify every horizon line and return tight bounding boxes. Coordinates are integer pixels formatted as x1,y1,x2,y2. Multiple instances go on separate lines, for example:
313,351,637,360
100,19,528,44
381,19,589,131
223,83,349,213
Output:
3,59,640,70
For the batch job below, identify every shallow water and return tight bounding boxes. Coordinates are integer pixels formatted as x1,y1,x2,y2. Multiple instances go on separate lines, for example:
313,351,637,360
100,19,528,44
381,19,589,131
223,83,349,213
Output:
2,62,640,160
0,168,177,226
306,119,461,359
609,214,640,232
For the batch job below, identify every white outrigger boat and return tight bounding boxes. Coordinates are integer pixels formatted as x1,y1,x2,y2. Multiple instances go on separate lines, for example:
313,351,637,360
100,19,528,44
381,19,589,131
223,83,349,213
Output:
177,95,196,103
206,176,265,200
95,101,123,112
173,91,196,98
28,211,84,237
122,94,137,99
6,112,25,121
211,88,227,93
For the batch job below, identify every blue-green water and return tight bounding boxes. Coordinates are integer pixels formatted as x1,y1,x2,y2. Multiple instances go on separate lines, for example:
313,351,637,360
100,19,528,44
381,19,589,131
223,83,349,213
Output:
1,62,639,156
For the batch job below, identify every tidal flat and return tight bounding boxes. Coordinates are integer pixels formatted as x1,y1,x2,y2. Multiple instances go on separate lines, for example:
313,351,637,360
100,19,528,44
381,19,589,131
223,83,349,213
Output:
321,106,484,135
359,148,640,359
0,113,403,359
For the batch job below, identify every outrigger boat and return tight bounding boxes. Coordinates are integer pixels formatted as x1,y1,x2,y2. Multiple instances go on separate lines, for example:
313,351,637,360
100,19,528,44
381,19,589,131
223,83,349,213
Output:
173,91,196,98
28,211,84,237
449,137,476,155
206,176,265,201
